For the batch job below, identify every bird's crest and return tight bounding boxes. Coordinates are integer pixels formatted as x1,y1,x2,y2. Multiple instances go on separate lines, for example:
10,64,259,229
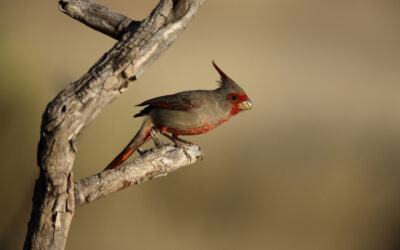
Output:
212,60,245,94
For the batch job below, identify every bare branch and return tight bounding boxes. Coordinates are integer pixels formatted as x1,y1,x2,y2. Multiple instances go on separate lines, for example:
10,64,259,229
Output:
75,144,203,208
24,1,206,249
58,0,141,40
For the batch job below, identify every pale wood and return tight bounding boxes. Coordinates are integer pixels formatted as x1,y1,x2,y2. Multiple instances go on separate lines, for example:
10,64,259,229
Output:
59,0,141,40
23,0,205,249
75,144,203,207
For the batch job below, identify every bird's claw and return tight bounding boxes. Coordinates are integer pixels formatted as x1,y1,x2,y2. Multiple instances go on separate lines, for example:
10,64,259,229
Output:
137,147,148,155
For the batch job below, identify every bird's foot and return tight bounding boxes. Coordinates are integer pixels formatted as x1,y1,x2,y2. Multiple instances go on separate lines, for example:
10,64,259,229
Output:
137,147,148,155
150,128,165,148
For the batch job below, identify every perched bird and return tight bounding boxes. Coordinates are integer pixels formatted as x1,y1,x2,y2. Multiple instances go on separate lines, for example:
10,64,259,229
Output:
104,61,252,170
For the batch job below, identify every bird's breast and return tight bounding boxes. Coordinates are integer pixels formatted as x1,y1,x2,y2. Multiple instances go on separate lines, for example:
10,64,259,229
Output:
166,116,230,135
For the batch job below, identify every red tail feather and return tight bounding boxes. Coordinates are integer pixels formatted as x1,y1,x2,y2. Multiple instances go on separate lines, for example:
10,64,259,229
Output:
104,147,135,170
104,119,153,170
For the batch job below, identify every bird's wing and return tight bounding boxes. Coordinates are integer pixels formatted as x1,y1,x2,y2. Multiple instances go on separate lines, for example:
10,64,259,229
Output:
134,91,204,117
137,91,203,110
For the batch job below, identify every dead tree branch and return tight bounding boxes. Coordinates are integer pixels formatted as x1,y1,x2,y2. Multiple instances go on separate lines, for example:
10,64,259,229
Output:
59,0,141,40
24,0,205,249
75,144,202,208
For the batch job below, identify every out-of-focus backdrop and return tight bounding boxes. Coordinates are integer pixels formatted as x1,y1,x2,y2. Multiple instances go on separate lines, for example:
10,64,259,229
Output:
1,0,400,249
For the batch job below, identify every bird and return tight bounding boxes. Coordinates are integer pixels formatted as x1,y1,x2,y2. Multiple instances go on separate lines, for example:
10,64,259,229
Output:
104,61,252,170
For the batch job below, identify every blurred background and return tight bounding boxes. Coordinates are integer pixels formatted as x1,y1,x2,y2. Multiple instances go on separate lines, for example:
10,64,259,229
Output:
1,0,400,249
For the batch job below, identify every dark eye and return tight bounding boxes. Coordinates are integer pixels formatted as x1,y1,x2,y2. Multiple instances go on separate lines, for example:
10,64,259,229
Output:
231,95,238,101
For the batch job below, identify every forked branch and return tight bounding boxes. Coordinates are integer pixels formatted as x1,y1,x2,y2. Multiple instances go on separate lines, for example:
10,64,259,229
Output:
24,1,205,249
59,0,141,40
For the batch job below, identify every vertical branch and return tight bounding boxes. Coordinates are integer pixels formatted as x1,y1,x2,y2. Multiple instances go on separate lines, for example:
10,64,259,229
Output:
23,1,205,249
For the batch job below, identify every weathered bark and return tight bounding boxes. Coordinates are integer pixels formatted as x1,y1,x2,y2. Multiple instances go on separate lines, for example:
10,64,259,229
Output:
59,0,141,40
75,144,202,207
24,0,205,249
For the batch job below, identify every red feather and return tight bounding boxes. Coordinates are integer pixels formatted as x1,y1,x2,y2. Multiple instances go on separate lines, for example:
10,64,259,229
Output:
212,60,229,80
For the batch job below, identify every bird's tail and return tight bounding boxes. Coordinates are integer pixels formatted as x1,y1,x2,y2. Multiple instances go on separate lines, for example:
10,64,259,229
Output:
104,119,153,170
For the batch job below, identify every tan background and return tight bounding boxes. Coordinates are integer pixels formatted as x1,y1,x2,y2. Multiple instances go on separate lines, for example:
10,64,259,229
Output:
1,0,400,249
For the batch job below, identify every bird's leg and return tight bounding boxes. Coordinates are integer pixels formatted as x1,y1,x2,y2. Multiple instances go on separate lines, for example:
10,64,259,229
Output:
158,126,176,145
161,133,176,144
173,136,192,144
162,133,192,146
157,126,192,146
150,128,164,148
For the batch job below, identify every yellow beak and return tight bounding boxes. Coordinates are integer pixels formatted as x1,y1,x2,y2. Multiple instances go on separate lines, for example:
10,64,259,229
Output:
238,98,252,110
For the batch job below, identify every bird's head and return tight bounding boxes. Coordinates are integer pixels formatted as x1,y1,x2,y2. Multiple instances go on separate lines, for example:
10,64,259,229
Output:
212,61,252,116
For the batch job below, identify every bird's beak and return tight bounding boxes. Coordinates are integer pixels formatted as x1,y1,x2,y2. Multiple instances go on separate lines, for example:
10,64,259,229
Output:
238,98,252,110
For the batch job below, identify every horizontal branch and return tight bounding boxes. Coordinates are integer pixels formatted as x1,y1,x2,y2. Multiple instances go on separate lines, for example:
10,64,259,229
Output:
74,144,203,207
59,0,141,40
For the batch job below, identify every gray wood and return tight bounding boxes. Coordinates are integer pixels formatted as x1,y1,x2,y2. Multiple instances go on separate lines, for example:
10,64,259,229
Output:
75,144,203,208
23,0,205,249
59,0,141,40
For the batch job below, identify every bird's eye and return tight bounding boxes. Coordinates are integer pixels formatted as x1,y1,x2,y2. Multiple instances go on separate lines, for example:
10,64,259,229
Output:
231,95,238,101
